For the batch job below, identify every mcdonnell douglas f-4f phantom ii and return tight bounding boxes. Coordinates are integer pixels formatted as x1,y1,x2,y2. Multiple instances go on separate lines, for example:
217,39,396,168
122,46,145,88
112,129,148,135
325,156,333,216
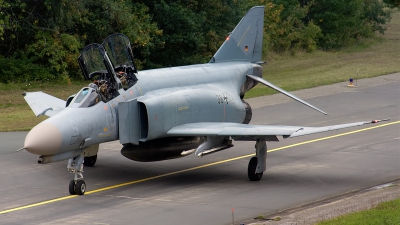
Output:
20,6,388,195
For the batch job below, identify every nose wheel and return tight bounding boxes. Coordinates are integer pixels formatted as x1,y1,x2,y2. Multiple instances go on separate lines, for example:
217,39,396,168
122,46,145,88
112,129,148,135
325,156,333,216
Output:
67,154,86,195
69,180,76,195
69,179,86,195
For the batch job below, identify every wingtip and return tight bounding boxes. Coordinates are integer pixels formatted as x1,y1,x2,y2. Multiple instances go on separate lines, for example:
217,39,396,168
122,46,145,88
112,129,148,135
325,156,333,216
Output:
363,118,390,125
369,118,390,124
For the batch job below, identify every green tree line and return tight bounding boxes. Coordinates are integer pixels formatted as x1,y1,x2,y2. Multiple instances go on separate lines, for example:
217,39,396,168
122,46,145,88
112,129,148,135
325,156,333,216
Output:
0,0,395,83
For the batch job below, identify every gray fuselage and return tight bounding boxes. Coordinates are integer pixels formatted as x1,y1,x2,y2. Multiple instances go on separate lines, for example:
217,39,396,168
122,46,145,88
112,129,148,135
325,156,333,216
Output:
40,62,258,156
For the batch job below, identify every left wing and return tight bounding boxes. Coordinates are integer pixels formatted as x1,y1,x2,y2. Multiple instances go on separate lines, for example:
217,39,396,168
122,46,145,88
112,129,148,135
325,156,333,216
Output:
167,119,389,139
23,92,66,117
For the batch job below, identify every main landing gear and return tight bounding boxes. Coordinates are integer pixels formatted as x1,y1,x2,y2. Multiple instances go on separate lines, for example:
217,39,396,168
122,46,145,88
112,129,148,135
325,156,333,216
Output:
67,154,97,195
248,138,267,181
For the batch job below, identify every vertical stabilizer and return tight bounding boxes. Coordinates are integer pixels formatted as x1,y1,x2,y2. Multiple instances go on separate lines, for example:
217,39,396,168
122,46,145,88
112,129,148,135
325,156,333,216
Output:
210,6,264,64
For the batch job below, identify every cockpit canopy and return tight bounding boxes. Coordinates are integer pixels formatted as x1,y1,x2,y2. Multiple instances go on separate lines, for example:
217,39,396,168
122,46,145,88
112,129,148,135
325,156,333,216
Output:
79,44,110,80
102,34,137,74
77,34,138,102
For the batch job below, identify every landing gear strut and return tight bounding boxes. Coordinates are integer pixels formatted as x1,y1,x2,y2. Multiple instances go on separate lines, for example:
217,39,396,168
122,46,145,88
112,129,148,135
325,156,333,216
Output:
67,154,86,195
248,138,267,181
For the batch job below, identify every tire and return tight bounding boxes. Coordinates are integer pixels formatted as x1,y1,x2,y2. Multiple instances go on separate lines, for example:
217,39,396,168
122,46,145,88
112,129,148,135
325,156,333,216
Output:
248,157,263,181
69,180,76,195
76,180,86,195
84,154,97,167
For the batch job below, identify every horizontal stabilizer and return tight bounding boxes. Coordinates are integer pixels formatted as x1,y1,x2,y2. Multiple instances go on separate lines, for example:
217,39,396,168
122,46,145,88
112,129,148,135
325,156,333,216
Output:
23,92,66,117
246,74,327,115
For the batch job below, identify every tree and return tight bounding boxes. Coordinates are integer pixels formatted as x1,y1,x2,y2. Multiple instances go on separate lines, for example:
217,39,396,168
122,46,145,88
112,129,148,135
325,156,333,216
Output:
137,0,245,68
265,0,321,52
383,0,400,7
363,0,392,34
0,0,394,82
0,0,160,80
309,0,391,49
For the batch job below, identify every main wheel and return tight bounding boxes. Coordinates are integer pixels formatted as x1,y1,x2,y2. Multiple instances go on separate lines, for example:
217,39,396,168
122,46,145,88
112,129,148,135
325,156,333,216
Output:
76,180,86,195
84,154,97,167
69,180,76,195
248,157,263,181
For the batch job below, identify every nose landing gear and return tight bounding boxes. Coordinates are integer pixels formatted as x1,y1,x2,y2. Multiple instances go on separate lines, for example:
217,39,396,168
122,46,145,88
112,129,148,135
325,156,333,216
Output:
67,154,86,195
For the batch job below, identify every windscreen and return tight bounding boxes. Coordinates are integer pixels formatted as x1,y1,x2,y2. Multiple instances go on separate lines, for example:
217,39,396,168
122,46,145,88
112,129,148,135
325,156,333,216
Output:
69,87,100,108
74,88,90,103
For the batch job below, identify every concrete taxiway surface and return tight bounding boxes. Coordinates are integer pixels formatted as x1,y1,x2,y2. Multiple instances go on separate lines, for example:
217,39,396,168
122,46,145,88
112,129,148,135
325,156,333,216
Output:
0,80,399,225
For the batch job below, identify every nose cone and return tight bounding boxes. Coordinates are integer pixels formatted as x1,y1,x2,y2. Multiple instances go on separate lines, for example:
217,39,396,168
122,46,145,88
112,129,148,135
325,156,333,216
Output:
24,123,62,155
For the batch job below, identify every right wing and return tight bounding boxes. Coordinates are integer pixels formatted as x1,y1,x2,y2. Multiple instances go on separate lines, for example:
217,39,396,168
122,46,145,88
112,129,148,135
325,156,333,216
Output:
167,120,389,156
23,92,66,117
167,120,389,139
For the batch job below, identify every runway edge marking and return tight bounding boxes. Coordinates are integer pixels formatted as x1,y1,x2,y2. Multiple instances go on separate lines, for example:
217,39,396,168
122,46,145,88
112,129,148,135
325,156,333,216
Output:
1,120,399,215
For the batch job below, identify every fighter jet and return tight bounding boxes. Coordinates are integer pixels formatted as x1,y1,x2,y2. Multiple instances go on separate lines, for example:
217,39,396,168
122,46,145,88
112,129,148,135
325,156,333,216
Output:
21,6,388,195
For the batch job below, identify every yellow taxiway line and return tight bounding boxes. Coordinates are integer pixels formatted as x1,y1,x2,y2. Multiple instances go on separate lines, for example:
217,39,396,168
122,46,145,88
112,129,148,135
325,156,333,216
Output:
1,120,399,215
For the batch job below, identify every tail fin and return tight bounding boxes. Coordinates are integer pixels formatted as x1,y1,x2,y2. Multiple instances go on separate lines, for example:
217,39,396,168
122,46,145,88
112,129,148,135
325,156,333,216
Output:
210,6,264,64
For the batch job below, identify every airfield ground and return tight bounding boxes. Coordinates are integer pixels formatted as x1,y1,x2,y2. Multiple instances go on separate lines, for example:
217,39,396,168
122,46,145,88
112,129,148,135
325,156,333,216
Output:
0,11,399,225
0,74,398,225
245,181,399,225
0,76,398,224
242,73,400,224
243,73,400,224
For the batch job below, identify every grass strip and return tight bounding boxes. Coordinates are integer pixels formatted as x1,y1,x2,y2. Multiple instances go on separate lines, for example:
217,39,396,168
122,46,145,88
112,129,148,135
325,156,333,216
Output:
316,197,400,225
